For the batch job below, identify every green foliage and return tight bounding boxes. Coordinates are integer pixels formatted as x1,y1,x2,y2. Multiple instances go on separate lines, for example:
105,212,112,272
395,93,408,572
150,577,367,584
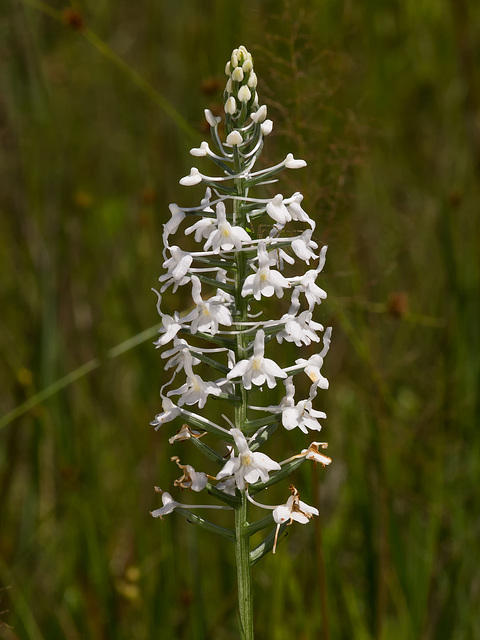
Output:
1,0,480,638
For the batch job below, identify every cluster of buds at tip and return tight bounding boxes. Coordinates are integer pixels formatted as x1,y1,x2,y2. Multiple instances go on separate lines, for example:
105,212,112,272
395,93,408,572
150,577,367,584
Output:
150,46,332,560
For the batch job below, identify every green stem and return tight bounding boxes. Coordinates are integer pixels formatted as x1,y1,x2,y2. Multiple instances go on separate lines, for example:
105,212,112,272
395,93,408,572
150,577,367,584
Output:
235,491,255,640
233,158,255,639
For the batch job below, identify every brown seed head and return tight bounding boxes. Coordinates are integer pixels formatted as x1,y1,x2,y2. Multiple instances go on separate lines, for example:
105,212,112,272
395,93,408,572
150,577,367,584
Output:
62,8,85,32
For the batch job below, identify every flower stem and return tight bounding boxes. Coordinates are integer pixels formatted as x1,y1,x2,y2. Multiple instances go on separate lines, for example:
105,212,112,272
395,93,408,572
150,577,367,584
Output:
235,491,254,640
233,158,255,638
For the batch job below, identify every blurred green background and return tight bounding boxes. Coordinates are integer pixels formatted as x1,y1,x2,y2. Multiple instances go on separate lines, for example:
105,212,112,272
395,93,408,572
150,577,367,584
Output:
1,0,479,638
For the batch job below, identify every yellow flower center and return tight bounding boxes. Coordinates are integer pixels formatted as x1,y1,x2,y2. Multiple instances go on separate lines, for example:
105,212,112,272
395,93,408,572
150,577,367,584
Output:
241,453,252,466
258,267,269,282
252,357,262,370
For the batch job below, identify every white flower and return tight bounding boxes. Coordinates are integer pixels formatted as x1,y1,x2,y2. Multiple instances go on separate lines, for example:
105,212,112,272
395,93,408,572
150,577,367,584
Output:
294,326,331,388
227,330,286,389
291,230,319,263
172,456,208,492
282,398,326,434
168,424,203,444
296,353,329,388
151,489,231,518
266,194,291,225
150,397,181,430
164,203,185,236
279,310,323,346
203,202,251,253
169,374,222,409
216,428,281,491
188,275,233,335
295,270,327,308
159,246,192,292
185,216,215,243
286,192,315,229
154,311,183,347
150,491,178,518
216,477,237,496
292,245,328,308
277,290,323,346
260,376,326,433
272,486,319,553
301,442,332,467
162,338,200,373
241,242,290,300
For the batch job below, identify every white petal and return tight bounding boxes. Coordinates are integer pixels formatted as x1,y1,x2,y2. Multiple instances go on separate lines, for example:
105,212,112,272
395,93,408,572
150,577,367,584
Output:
282,408,299,430
262,358,287,379
251,452,281,472
273,504,291,524
290,512,310,524
151,492,177,517
227,360,250,380
230,428,250,454
243,467,261,484
217,458,240,480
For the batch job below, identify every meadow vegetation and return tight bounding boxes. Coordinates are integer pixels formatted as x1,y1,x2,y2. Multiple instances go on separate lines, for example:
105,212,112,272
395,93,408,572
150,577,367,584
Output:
1,0,479,638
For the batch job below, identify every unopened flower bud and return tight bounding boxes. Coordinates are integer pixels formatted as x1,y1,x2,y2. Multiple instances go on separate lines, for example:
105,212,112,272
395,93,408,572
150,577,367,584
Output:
242,58,253,73
226,131,243,146
225,96,237,114
238,85,251,103
285,153,307,169
232,67,244,83
251,105,267,123
225,61,231,75
261,119,273,136
231,52,239,68
247,71,257,88
190,141,209,157
225,77,233,94
179,168,202,186
204,109,221,127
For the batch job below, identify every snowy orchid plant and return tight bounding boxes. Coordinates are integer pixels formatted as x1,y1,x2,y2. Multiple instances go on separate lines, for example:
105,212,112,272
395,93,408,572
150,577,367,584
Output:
150,46,332,640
